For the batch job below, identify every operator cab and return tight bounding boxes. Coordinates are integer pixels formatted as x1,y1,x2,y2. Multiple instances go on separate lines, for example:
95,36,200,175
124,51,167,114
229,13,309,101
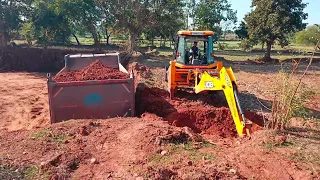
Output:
174,31,215,65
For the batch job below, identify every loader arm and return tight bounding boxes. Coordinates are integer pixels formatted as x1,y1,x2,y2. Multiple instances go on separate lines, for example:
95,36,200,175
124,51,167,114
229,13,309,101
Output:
194,67,248,136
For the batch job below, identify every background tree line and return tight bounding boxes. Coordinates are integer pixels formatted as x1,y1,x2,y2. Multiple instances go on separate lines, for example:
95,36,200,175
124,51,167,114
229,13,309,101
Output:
1,0,315,61
0,0,237,51
233,0,315,61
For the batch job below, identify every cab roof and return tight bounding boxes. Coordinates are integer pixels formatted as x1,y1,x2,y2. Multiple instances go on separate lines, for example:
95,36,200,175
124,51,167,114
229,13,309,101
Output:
177,30,214,36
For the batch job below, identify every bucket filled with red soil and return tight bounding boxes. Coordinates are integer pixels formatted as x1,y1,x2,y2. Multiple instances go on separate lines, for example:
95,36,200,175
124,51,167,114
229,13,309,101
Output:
53,60,129,82
136,84,266,138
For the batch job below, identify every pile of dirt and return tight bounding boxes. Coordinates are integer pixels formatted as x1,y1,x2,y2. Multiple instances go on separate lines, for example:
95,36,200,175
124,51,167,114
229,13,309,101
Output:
165,107,237,138
136,84,266,138
129,62,153,89
0,119,190,179
53,60,129,82
129,62,152,79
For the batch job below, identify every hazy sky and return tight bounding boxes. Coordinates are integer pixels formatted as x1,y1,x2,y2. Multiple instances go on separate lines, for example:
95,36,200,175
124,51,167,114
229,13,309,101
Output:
230,0,320,26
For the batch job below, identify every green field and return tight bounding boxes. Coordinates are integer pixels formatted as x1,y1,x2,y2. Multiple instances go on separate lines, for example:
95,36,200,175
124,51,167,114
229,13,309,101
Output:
14,36,318,62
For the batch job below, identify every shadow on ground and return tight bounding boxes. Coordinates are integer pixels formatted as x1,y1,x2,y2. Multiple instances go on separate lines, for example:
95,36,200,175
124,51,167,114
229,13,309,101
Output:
284,127,320,141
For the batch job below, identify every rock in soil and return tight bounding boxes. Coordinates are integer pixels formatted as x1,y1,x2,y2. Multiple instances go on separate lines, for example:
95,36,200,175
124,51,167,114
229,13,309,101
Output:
160,150,168,156
275,135,287,145
90,158,99,164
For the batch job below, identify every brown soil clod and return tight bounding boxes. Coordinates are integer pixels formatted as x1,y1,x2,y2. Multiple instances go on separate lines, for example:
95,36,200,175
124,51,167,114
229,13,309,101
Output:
53,60,129,82
155,131,189,145
79,126,89,136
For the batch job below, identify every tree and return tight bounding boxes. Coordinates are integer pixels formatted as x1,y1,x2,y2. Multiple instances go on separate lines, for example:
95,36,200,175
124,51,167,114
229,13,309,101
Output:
235,21,248,40
193,0,237,40
31,0,71,44
295,25,320,46
96,0,116,45
61,0,103,47
20,22,35,45
143,0,185,46
186,0,197,29
0,0,28,47
105,0,185,52
245,0,308,61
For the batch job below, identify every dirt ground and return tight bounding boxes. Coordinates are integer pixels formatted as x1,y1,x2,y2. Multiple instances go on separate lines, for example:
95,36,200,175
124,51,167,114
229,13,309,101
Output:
0,52,319,180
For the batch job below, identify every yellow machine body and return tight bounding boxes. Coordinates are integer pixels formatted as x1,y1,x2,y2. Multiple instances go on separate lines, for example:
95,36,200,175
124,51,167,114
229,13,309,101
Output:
166,30,251,137
167,60,247,136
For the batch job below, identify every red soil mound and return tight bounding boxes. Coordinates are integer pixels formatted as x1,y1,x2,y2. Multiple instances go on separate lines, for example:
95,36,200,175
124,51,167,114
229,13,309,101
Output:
135,85,266,138
53,60,129,82
129,62,153,89
129,62,152,79
135,85,175,117
166,107,237,138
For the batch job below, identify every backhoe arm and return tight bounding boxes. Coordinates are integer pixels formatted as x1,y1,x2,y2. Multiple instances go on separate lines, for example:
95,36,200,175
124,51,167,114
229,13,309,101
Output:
194,67,249,136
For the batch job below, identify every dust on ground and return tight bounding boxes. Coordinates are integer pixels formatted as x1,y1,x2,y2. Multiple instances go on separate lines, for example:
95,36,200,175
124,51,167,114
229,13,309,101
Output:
0,73,49,131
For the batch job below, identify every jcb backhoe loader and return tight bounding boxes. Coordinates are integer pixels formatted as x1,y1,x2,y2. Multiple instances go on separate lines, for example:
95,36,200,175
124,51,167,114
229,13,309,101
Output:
165,31,251,137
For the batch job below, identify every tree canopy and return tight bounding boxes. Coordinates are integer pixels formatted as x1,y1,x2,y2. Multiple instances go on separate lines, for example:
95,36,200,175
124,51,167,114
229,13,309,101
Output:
0,0,30,46
295,25,320,46
244,0,308,61
0,0,187,50
235,21,248,40
193,0,237,40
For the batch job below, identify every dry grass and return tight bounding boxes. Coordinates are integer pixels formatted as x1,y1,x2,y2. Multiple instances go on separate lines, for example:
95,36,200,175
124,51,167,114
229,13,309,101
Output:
270,41,319,130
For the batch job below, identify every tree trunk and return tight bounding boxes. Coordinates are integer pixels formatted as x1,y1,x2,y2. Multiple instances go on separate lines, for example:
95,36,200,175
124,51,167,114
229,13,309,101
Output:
128,31,137,53
0,32,8,47
107,34,111,45
106,29,111,45
91,31,99,47
72,33,81,45
87,23,100,49
264,41,272,62
151,39,154,46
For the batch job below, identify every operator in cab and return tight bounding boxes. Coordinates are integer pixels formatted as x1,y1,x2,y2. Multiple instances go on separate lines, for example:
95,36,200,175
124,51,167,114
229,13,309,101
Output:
190,41,199,57
188,41,200,63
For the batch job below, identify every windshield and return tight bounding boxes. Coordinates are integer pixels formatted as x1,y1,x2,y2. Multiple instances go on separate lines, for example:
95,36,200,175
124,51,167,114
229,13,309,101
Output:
176,35,214,65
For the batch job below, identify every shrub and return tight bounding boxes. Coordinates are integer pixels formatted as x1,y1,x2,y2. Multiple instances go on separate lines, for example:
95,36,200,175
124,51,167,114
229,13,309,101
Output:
270,40,318,130
270,69,313,129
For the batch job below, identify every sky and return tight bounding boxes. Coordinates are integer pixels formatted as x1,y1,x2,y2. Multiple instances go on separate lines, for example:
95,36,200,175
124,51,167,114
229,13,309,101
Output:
230,0,320,26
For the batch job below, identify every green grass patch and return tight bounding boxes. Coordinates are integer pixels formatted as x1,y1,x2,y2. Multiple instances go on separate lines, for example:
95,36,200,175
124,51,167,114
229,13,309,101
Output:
31,128,71,143
147,141,216,168
31,129,52,140
24,166,50,180
264,141,294,152
51,134,72,143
